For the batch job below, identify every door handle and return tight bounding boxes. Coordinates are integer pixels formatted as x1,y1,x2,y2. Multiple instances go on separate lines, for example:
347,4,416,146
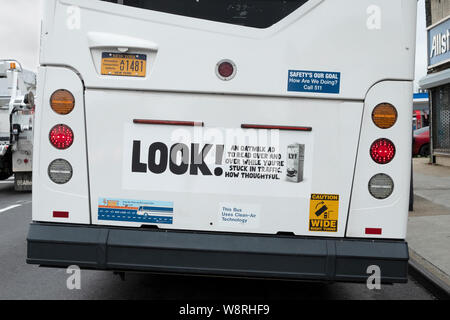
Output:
87,32,159,52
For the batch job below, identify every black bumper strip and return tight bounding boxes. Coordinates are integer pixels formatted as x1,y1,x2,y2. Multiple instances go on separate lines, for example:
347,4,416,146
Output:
27,223,409,283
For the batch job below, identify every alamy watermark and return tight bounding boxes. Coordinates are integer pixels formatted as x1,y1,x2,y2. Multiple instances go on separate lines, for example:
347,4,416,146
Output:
66,265,81,290
67,6,81,30
366,265,381,290
367,5,381,30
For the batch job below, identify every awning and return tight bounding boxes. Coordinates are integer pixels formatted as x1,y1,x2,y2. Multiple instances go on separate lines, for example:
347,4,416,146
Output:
419,68,450,89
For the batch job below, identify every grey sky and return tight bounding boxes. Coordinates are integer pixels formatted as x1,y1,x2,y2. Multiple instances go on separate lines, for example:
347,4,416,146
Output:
416,0,427,90
0,0,41,71
0,0,428,90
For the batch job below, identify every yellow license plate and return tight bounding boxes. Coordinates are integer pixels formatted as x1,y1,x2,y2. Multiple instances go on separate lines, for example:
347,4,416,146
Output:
101,52,147,77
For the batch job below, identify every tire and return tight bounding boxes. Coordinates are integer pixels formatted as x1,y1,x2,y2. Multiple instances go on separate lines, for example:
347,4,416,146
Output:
0,153,13,180
0,171,12,180
419,143,430,157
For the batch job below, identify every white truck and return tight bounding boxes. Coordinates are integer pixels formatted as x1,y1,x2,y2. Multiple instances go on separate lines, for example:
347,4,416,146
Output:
0,60,36,191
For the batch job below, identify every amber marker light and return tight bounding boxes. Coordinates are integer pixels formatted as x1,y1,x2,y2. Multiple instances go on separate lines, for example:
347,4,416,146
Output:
50,89,75,115
372,103,397,129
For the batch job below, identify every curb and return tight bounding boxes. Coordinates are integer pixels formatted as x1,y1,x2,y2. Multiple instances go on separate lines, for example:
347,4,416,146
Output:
408,248,450,300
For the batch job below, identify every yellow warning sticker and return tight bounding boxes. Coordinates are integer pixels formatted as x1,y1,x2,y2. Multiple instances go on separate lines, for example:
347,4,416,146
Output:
309,194,339,232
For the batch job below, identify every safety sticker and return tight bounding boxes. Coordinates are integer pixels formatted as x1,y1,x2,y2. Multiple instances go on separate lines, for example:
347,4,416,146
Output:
309,194,339,232
98,197,173,224
288,70,341,94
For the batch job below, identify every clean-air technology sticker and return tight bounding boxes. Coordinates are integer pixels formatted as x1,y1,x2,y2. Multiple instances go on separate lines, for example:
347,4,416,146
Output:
98,197,173,224
218,202,261,228
288,70,341,94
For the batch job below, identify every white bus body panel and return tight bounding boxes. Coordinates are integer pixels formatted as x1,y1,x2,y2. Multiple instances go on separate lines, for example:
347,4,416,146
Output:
32,0,417,240
32,67,90,224
85,90,362,236
40,0,416,98
346,81,413,239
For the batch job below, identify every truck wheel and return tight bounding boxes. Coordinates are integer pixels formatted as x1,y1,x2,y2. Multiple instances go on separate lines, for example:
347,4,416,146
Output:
419,144,430,157
0,152,13,180
0,172,12,180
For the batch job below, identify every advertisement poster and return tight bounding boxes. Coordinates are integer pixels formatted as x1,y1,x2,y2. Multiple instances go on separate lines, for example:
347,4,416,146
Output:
122,124,314,198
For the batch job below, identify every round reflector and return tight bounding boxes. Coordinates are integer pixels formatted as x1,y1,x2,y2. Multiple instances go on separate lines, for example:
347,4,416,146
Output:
372,103,397,129
370,138,395,164
48,159,73,184
50,90,75,115
216,59,236,80
49,124,74,149
369,173,394,199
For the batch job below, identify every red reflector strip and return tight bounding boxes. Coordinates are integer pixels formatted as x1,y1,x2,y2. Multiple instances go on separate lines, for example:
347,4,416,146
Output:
241,124,312,131
133,119,204,127
365,228,382,235
53,211,69,218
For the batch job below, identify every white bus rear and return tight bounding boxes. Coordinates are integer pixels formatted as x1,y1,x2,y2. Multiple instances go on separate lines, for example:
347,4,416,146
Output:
28,0,417,283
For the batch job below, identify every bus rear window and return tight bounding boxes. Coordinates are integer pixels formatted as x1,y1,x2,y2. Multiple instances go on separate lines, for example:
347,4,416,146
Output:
102,0,309,29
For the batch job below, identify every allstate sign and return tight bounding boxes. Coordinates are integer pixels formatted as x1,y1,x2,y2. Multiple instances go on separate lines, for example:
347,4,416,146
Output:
428,17,450,68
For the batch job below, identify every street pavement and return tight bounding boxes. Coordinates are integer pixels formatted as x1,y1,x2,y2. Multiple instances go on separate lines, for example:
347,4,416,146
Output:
413,158,450,208
408,158,450,294
0,179,436,300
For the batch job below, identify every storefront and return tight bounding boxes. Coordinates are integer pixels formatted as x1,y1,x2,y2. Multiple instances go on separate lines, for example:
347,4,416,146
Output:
420,15,450,166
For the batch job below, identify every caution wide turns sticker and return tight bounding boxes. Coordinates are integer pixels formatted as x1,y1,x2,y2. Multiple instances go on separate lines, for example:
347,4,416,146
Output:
309,194,339,232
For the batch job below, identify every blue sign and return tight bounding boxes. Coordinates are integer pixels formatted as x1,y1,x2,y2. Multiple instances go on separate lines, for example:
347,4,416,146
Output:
288,70,340,94
98,197,174,224
428,17,450,67
413,92,429,100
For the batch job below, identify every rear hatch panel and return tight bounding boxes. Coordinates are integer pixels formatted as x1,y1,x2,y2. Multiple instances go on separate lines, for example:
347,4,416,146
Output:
86,90,362,237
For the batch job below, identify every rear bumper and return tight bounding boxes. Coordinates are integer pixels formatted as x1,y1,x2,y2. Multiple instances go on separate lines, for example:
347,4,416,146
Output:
27,223,409,283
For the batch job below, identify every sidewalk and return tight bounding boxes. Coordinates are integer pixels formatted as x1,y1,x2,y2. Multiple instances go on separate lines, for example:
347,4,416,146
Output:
408,157,450,295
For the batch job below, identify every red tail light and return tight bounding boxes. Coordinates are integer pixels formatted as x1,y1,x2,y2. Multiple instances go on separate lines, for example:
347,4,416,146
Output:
53,211,69,218
365,228,382,235
218,62,233,77
370,138,395,164
216,59,236,80
49,124,74,149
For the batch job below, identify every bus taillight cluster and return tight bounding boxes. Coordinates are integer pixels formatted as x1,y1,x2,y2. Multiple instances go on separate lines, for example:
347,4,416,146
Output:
47,89,74,185
368,103,398,200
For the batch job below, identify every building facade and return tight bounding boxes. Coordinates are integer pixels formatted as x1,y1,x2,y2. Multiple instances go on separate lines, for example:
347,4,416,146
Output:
420,0,450,166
